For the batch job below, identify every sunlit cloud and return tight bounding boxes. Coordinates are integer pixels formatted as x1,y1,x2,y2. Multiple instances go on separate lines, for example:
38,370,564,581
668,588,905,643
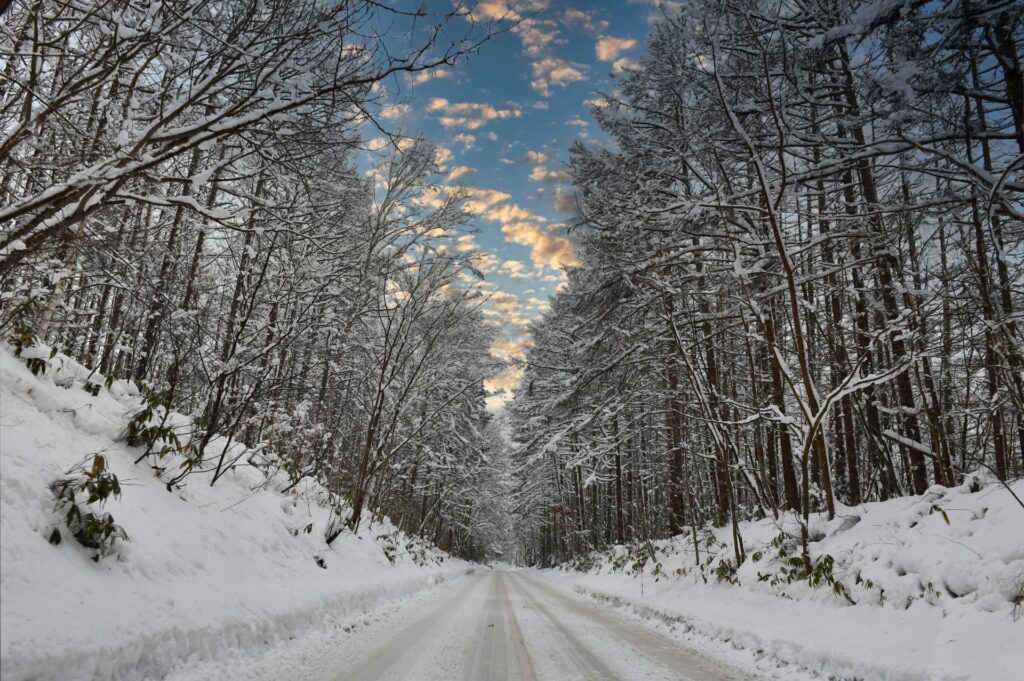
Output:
500,220,577,270
451,133,477,151
531,56,587,97
485,365,524,411
553,186,578,213
612,56,641,73
595,36,637,62
562,8,609,34
470,0,522,21
491,336,530,362
500,259,532,279
411,66,453,84
447,165,475,181
454,234,479,253
428,98,523,129
524,150,569,183
378,103,411,120
464,187,513,213
515,18,559,58
434,145,453,170
451,185,579,270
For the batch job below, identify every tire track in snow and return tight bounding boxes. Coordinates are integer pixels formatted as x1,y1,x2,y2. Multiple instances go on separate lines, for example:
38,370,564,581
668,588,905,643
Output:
506,571,622,680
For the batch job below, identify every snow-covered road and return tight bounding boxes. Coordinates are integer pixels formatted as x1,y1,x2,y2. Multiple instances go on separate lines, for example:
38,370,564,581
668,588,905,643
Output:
333,569,751,681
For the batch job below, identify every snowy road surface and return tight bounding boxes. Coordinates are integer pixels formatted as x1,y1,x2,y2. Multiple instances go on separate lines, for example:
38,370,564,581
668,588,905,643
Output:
329,569,752,681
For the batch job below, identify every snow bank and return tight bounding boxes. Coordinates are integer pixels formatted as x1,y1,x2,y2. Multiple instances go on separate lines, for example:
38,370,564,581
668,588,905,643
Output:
544,479,1024,680
0,345,470,681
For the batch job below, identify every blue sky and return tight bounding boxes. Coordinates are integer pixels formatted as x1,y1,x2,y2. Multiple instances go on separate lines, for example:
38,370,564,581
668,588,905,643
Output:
366,1,669,408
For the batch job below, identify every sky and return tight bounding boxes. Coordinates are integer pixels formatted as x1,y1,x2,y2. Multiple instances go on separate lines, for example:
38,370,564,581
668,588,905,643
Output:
365,1,671,410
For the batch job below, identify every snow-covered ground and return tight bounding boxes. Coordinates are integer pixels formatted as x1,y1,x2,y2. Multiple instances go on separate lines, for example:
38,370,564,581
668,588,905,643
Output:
3,341,1022,681
545,478,1024,681
0,345,470,681
175,568,759,681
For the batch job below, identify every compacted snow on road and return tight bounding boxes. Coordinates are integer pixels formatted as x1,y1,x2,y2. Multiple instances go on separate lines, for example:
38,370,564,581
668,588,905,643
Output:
186,569,755,681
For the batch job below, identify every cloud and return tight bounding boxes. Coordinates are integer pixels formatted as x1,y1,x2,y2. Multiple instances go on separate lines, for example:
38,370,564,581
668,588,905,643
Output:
447,165,475,181
531,56,586,97
451,133,477,151
499,259,532,279
501,149,566,183
428,98,522,129
524,149,546,164
514,18,559,58
427,184,578,271
595,36,637,62
488,290,518,303
561,8,608,34
501,221,577,270
483,306,527,327
412,186,444,209
526,150,569,183
485,318,540,410
434,146,453,169
612,57,642,74
378,103,410,120
411,66,453,84
486,202,538,224
464,187,513,213
454,234,479,252
366,135,419,153
553,185,578,213
484,365,524,411
483,291,535,329
627,0,683,23
471,250,501,274
490,336,530,362
470,0,523,21
530,166,567,182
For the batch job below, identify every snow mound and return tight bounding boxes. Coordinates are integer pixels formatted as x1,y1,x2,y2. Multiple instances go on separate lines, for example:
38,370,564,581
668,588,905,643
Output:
550,477,1024,680
0,345,469,681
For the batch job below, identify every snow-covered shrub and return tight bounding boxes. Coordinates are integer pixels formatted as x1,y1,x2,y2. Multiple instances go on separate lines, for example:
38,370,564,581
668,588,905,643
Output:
48,454,129,560
374,527,442,567
753,536,851,600
3,295,41,349
566,551,600,573
124,395,181,453
7,317,56,376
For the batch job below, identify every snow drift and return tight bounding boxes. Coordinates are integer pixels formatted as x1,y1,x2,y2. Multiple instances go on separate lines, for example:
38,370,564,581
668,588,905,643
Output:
546,476,1024,680
0,344,469,681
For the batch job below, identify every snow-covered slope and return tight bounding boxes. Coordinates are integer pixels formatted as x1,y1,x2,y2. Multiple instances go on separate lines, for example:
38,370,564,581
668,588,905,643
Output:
547,477,1024,681
0,345,469,681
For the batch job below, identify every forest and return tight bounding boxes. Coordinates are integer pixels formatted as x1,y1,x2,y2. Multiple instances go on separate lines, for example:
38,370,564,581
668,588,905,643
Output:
2,2,1023,680
1,0,1022,568
506,0,1024,568
0,0,508,559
